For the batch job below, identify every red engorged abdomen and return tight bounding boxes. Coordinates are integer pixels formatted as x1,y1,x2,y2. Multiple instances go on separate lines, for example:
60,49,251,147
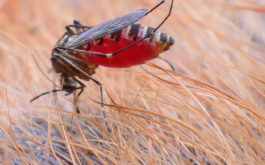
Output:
81,28,160,67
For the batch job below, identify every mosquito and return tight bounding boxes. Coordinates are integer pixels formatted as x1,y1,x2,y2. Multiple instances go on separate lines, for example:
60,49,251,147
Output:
31,0,174,124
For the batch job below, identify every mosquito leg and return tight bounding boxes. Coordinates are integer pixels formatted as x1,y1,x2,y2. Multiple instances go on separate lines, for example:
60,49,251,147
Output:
66,24,92,31
64,0,173,57
56,47,110,57
109,0,173,57
73,20,82,33
65,20,92,34
58,0,174,59
58,46,176,72
158,56,175,71
30,85,86,102
144,0,165,16
73,20,92,31
30,89,64,102
72,77,86,114
73,20,89,33
65,26,75,35
54,50,111,132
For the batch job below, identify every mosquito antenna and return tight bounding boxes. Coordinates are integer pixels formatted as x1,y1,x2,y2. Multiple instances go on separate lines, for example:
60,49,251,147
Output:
30,89,63,102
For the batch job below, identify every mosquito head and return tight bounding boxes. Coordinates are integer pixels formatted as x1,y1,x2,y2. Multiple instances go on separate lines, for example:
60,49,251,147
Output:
30,75,78,103
60,74,78,95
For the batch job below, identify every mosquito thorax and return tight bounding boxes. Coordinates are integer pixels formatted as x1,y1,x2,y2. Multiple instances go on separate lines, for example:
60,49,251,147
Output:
51,32,98,81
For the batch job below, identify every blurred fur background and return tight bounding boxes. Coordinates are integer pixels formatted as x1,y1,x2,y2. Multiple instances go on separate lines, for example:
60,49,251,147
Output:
0,0,265,164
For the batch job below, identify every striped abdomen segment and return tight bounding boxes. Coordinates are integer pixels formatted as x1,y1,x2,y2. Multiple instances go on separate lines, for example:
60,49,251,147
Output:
80,24,174,67
125,24,174,51
89,24,174,51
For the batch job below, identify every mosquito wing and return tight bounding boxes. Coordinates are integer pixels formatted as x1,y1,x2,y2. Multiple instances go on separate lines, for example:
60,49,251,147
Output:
64,9,148,48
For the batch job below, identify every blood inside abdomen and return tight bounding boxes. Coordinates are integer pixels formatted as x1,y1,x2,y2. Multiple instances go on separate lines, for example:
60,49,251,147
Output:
81,29,160,68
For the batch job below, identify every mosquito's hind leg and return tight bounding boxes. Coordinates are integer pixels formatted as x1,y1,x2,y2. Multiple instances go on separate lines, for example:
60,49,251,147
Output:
60,0,174,59
158,56,175,71
102,0,174,57
65,20,92,34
